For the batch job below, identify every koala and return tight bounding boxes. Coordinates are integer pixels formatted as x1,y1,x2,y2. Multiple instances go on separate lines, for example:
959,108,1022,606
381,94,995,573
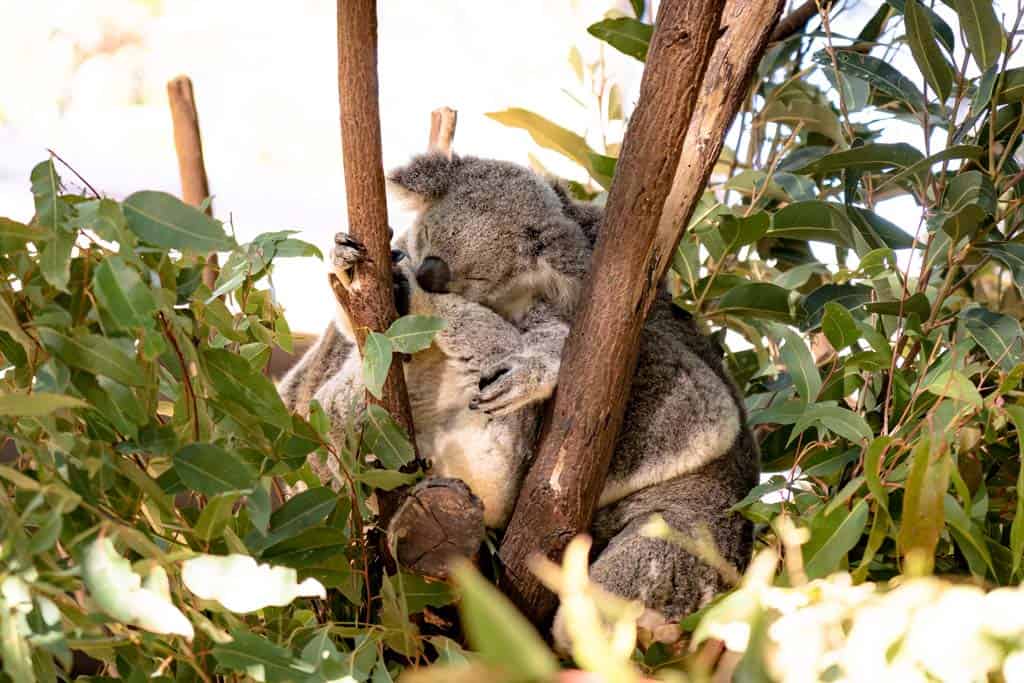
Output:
277,239,540,529
387,153,760,644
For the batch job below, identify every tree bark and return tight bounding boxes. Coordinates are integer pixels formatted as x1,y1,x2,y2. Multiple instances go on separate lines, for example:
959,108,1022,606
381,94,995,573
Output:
655,0,785,283
166,75,218,289
498,0,730,625
769,0,818,43
336,0,418,467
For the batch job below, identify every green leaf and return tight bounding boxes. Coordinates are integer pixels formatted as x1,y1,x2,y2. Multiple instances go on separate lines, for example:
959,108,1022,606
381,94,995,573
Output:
213,629,314,683
905,0,954,101
925,370,983,409
386,315,445,354
203,348,291,430
718,212,770,254
768,201,851,246
999,67,1024,102
486,109,611,187
715,283,793,321
779,328,821,404
865,292,931,320
0,391,86,416
355,469,420,491
362,332,393,399
174,443,257,496
92,256,158,328
864,436,893,513
794,142,925,175
251,488,337,553
887,0,955,51
804,499,869,579
1005,405,1024,578
123,191,235,252
822,301,860,349
816,50,926,112
0,584,34,683
979,242,1024,294
37,328,147,386
794,404,873,443
899,437,951,572
883,145,984,190
362,404,414,470
39,228,74,292
953,0,1004,70
451,560,559,682
586,17,652,62
961,307,1024,372
761,99,845,143
0,216,47,242
30,160,69,232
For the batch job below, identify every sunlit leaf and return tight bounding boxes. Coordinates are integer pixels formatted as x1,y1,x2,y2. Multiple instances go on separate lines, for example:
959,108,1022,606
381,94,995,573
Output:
362,332,393,399
586,17,652,62
386,315,445,354
123,191,235,252
451,560,559,682
953,0,1004,70
182,554,325,613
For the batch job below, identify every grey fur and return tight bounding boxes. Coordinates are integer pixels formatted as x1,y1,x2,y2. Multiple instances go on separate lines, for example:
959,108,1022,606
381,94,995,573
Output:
389,153,759,646
278,245,540,529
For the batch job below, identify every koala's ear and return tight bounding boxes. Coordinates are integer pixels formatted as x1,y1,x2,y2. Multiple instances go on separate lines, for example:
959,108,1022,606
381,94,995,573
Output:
387,153,459,207
548,180,604,246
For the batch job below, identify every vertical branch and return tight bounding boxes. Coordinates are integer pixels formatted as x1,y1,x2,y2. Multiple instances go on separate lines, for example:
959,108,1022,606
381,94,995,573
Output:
167,76,219,289
499,0,730,625
336,0,419,457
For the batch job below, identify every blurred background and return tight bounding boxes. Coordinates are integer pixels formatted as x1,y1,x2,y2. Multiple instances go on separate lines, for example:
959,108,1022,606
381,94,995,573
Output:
3,0,1015,333
0,0,644,333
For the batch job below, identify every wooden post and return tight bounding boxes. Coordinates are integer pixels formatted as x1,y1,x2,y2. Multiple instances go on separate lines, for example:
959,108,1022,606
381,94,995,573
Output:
336,0,419,488
498,0,782,626
166,75,218,289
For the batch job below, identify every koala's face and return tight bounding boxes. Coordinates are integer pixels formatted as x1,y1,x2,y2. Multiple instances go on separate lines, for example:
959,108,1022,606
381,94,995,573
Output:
388,154,592,319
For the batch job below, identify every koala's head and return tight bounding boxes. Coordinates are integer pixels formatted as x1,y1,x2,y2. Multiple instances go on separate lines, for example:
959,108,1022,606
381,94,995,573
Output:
387,153,599,321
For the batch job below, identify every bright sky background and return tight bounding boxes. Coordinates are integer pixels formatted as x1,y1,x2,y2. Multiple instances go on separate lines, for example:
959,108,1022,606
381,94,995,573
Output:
1,0,1020,332
0,0,642,332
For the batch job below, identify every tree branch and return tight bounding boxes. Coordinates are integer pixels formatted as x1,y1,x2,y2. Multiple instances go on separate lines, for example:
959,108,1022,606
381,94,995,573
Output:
769,0,818,43
498,0,732,626
167,75,219,290
336,0,420,520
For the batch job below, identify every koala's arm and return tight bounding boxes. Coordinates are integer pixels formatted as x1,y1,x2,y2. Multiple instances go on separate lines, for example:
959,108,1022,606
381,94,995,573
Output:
277,322,354,417
473,301,569,416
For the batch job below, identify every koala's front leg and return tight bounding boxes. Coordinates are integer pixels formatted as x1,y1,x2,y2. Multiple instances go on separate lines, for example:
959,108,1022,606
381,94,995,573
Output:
473,303,568,416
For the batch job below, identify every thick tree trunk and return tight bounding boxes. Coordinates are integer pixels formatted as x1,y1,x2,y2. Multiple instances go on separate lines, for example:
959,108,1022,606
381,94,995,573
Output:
166,75,218,289
336,0,418,466
498,0,784,626
498,0,729,625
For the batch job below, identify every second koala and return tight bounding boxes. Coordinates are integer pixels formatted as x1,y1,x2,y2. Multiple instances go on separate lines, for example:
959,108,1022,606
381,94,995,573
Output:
388,153,760,638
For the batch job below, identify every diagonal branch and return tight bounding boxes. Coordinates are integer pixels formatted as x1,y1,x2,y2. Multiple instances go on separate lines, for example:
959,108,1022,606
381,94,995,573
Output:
498,0,733,626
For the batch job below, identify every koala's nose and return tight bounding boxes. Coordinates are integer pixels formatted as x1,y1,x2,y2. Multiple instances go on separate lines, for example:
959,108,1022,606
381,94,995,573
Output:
416,256,451,293
393,269,410,316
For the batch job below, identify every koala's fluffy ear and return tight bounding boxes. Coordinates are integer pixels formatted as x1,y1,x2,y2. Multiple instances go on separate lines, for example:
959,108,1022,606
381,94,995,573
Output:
387,153,460,208
549,180,604,246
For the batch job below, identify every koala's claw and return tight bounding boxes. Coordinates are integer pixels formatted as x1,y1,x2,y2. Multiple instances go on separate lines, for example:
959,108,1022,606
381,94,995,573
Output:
472,355,555,417
332,232,368,287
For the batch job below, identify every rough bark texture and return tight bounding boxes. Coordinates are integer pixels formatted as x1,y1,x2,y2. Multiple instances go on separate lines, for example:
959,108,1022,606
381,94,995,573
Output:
498,0,730,625
387,478,485,579
336,0,418,466
655,0,785,284
166,75,218,288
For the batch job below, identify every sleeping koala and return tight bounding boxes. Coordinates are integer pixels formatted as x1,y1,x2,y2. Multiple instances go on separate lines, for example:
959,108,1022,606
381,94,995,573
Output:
277,243,540,530
387,153,760,639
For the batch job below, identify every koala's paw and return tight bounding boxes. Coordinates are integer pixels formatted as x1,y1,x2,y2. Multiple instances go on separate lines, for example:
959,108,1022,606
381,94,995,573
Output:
470,352,557,416
332,232,368,288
